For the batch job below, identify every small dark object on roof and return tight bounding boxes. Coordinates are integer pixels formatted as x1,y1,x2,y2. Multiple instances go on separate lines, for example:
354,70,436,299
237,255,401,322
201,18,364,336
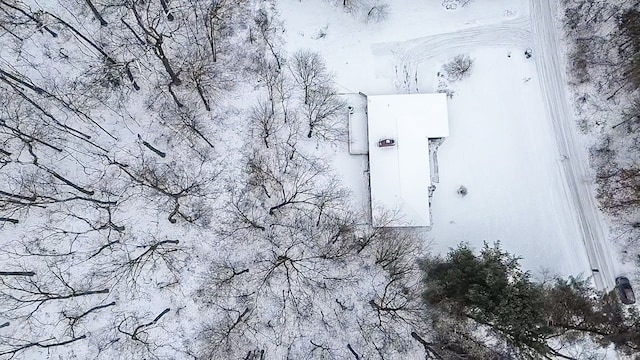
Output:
378,139,395,147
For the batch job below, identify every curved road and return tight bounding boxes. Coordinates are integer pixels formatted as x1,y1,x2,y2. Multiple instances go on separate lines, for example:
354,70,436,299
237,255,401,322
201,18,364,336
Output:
531,0,615,291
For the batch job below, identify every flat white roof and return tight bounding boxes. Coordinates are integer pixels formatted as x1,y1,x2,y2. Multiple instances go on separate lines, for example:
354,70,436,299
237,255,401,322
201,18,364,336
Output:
367,93,449,227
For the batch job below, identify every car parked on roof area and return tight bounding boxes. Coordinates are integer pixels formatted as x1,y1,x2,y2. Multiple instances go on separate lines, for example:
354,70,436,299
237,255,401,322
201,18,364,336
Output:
378,139,396,147
615,276,636,305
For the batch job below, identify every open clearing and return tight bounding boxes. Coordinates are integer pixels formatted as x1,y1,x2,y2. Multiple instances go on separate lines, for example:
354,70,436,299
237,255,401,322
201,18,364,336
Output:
280,0,616,286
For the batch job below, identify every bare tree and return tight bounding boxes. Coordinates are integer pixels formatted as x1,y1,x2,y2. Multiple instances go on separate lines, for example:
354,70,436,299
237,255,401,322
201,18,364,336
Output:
288,50,345,139
249,99,281,149
0,1,257,359
84,0,108,26
107,154,220,224
613,96,640,132
303,85,346,139
253,8,283,70
290,50,329,105
0,263,110,356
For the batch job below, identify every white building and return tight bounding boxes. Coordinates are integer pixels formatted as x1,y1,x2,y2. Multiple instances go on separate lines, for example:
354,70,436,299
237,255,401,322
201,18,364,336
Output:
367,93,449,227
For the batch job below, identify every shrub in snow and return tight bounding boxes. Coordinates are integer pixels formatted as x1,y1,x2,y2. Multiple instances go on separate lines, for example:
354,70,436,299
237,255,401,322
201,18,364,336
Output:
314,25,328,39
331,0,390,23
366,3,390,23
437,79,455,98
457,185,468,196
443,54,474,82
335,0,363,14
442,0,473,10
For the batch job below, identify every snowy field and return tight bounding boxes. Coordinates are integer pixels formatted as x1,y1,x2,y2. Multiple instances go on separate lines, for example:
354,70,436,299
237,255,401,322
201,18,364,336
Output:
279,0,616,285
427,47,586,277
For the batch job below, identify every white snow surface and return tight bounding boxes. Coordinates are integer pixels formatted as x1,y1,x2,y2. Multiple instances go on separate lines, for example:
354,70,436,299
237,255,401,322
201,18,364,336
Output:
279,0,619,285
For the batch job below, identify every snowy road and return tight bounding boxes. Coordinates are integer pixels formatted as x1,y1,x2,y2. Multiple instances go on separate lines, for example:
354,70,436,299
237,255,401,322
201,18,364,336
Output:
530,0,615,291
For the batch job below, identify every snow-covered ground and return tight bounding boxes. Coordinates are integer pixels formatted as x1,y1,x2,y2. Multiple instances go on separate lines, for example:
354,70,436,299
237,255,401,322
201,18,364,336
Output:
279,0,618,287
427,47,589,278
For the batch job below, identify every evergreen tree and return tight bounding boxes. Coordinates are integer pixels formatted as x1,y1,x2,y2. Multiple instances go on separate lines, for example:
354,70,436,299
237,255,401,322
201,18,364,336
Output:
420,242,640,359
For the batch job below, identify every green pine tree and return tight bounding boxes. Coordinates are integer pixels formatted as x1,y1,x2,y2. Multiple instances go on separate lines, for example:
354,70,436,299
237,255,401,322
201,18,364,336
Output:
420,242,640,359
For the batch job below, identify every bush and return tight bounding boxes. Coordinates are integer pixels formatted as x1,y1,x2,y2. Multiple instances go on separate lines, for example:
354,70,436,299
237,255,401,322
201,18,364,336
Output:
443,54,473,81
366,3,390,23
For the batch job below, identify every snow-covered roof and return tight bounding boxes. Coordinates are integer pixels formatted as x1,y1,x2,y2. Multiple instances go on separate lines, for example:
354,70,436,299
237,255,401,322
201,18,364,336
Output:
367,93,449,227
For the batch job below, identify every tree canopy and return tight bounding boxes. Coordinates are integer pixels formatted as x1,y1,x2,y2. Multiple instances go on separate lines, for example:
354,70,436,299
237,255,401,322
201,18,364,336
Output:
420,242,640,359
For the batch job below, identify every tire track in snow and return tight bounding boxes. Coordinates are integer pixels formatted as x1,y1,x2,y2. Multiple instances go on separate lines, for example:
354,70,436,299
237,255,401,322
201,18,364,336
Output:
372,16,532,91
530,0,615,291
373,16,532,69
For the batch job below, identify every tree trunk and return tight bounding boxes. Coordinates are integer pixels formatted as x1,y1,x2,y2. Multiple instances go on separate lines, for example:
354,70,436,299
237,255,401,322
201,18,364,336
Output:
159,0,174,21
85,0,108,26
155,38,182,85
0,271,35,276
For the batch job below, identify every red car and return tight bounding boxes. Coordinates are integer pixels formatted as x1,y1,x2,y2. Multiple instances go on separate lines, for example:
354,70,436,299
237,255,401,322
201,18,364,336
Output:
378,139,396,147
